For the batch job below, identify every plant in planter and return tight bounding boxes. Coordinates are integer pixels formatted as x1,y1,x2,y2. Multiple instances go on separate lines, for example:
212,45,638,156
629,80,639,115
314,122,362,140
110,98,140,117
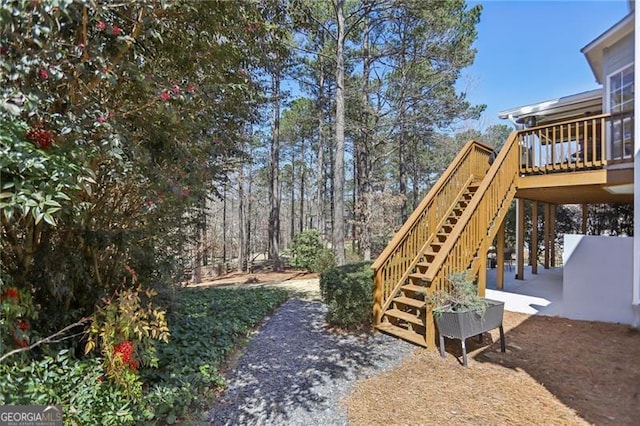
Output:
430,271,505,366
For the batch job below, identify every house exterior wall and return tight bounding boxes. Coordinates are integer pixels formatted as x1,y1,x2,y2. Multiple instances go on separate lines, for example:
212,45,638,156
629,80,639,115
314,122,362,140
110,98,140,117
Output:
603,32,634,79
633,11,639,327
603,32,634,114
563,234,634,324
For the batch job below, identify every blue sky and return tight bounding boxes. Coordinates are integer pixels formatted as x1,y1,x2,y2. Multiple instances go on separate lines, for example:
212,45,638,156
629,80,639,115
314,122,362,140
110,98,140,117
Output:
463,0,630,127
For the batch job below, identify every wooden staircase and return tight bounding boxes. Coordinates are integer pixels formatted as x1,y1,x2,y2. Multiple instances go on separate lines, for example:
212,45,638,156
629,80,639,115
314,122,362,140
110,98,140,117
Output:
376,181,481,346
372,135,521,348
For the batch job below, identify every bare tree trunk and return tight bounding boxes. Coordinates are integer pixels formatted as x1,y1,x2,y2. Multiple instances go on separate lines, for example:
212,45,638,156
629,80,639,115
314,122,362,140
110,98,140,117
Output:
247,162,253,271
238,168,247,272
299,139,305,233
332,0,346,266
201,198,209,267
316,60,325,237
268,73,282,271
290,150,295,241
222,184,227,263
398,131,407,222
357,2,372,260
352,152,357,242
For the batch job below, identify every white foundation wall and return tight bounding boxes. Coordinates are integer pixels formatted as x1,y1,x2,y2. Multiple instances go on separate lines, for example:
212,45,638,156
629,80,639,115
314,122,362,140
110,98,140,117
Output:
563,235,634,324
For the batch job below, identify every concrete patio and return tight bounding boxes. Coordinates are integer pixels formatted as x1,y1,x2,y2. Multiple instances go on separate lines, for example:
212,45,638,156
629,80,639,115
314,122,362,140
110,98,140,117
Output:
484,265,564,317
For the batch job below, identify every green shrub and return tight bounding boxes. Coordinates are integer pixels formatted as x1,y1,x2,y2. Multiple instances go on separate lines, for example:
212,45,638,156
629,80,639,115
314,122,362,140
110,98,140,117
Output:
312,248,337,274
289,230,331,272
320,262,373,329
345,248,363,264
0,286,289,425
0,350,141,425
142,286,289,423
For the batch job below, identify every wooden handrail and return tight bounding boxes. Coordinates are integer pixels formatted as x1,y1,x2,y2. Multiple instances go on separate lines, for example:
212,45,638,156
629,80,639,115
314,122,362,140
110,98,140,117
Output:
425,132,520,289
377,175,477,316
372,140,494,324
373,111,634,347
371,140,493,270
517,111,634,174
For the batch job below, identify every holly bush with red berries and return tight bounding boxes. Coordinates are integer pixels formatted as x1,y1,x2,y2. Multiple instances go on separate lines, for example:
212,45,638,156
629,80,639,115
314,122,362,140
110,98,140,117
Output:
0,0,289,423
0,0,279,326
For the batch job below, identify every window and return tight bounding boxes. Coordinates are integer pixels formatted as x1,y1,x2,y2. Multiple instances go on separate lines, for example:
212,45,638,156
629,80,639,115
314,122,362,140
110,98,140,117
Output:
608,64,634,113
607,64,634,159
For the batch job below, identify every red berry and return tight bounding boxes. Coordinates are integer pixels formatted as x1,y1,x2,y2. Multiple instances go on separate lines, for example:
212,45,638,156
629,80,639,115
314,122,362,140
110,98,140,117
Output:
113,340,135,365
1,288,19,300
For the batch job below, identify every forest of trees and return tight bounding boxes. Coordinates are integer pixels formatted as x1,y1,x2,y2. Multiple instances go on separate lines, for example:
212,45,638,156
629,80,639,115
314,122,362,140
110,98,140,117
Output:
191,0,511,275
181,0,632,279
2,0,631,299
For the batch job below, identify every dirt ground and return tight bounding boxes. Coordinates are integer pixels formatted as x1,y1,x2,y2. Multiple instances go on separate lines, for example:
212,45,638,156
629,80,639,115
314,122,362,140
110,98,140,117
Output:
187,269,322,300
199,270,640,425
345,311,640,425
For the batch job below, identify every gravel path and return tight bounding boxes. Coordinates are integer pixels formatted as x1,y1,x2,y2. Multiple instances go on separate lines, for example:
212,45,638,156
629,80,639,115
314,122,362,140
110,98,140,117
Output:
207,298,415,425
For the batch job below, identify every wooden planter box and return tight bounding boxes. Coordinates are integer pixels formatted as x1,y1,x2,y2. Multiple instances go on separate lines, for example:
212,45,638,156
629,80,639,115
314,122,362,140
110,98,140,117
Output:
434,298,505,366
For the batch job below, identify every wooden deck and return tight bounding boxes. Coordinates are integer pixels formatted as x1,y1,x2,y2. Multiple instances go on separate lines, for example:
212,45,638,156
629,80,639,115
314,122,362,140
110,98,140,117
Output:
372,112,634,348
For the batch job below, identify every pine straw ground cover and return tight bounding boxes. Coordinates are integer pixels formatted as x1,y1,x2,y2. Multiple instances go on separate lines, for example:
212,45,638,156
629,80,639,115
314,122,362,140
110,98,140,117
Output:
345,311,640,425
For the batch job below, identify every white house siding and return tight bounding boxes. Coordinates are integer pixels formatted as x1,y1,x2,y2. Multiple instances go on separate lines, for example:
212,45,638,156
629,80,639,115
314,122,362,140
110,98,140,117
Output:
603,32,635,77
563,235,634,325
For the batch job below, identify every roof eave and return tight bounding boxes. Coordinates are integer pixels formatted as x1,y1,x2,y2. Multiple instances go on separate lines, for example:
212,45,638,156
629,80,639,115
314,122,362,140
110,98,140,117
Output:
497,89,603,121
580,12,635,84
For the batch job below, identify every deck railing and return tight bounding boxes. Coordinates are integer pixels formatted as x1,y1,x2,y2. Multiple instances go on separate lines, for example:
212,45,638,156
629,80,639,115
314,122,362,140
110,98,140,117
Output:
424,131,520,297
518,111,634,174
372,141,494,324
372,111,635,347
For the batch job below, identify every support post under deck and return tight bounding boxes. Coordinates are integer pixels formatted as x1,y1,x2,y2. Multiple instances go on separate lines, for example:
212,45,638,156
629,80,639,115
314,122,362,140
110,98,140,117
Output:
516,198,525,280
544,203,551,269
550,204,557,267
497,221,505,289
531,201,538,275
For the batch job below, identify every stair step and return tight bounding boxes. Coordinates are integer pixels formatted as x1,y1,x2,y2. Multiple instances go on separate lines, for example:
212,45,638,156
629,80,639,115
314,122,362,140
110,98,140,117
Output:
408,273,431,284
377,323,427,347
401,284,428,294
384,308,425,326
393,296,426,309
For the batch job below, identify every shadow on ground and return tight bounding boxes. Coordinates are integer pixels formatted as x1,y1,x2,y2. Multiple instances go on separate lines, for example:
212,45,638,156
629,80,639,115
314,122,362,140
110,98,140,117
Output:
208,299,413,426
476,314,640,425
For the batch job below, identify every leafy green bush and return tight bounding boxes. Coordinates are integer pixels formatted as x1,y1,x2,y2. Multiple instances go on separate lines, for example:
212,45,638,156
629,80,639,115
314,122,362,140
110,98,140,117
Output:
289,230,333,272
312,248,337,274
0,350,140,426
320,262,373,329
0,286,288,425
142,286,288,423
